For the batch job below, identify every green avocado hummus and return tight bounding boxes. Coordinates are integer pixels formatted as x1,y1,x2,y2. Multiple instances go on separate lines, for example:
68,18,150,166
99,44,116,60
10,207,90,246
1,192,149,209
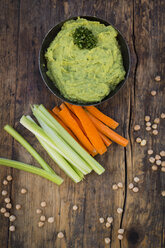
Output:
45,18,126,103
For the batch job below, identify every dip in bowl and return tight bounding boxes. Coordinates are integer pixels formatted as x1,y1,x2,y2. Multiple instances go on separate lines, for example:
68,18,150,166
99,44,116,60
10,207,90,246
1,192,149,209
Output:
39,16,130,106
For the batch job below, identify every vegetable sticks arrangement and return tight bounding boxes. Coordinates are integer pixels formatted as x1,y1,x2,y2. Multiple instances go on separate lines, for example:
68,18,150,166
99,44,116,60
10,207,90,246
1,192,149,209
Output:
0,103,128,185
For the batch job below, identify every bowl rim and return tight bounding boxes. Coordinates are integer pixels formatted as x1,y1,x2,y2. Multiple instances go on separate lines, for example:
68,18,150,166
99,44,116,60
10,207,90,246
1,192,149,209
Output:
39,15,131,106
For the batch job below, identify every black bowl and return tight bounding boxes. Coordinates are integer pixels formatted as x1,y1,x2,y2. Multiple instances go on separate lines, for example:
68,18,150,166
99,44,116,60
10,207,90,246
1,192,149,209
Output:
39,16,131,106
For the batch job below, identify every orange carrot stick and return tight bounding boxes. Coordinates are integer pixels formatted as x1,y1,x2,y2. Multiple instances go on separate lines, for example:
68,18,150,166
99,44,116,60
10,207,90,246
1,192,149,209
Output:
61,103,87,135
52,106,61,115
86,111,128,147
71,105,107,155
64,102,111,147
85,106,119,129
48,110,78,140
99,133,112,147
55,106,97,156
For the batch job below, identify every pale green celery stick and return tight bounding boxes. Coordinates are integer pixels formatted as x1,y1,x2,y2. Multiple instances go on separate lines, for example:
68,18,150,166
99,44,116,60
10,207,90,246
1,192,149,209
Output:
20,116,88,175
4,125,55,175
37,137,82,183
0,158,63,185
71,165,84,179
26,116,83,182
32,104,105,175
34,115,91,174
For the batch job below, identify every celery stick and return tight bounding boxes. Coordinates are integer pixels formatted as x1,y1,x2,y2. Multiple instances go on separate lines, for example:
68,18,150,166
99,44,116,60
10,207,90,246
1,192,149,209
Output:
37,137,82,183
33,105,105,175
0,158,63,185
20,116,89,175
26,115,84,181
26,116,83,182
71,165,84,179
4,125,55,175
35,115,91,175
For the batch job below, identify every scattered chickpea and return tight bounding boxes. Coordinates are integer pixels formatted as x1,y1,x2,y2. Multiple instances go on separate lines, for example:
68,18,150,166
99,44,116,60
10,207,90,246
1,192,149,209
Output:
9,215,16,222
117,208,123,214
153,130,158,135
134,125,140,131
2,190,7,196
7,175,12,181
106,222,111,228
0,207,6,214
151,90,156,96
156,160,161,166
40,201,46,208
152,124,157,129
146,122,151,127
161,161,165,167
136,137,141,143
128,183,134,189
160,113,165,119
133,187,139,193
40,215,46,222
161,167,165,172
6,203,12,209
104,237,110,244
38,221,44,228
99,217,104,224
149,157,155,163
152,165,158,171
160,151,165,157
4,198,10,204
9,225,15,232
16,204,21,210
36,209,42,214
140,140,147,146
73,205,78,211
48,217,54,223
154,118,160,124
161,191,165,197
148,149,153,155
134,177,140,183
117,182,123,188
57,232,64,239
4,212,10,218
146,127,151,131
112,184,118,190
155,155,161,160
145,116,150,122
21,188,27,194
118,234,123,240
3,180,8,185
155,75,161,82
107,217,113,224
118,229,124,234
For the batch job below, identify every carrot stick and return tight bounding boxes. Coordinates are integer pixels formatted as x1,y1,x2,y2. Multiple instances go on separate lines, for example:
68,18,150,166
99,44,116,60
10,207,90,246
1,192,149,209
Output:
71,105,107,155
52,106,61,115
84,106,119,129
61,103,87,135
99,133,112,147
86,111,128,147
55,106,97,156
48,110,78,140
64,102,74,111
64,102,111,147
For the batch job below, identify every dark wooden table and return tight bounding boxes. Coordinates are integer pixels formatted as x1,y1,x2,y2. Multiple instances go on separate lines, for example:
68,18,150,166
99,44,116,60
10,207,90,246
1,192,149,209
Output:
0,0,164,247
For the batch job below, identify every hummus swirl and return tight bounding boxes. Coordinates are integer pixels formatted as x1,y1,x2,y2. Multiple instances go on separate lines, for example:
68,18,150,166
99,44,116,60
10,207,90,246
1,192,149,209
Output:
45,18,126,103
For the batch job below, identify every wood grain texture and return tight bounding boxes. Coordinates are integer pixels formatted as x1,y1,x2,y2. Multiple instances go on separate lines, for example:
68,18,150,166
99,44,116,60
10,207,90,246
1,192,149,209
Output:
0,0,164,248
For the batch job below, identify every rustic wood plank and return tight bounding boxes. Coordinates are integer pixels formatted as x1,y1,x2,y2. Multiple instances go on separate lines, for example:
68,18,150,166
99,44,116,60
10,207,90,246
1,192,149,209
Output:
0,0,20,247
122,0,165,247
